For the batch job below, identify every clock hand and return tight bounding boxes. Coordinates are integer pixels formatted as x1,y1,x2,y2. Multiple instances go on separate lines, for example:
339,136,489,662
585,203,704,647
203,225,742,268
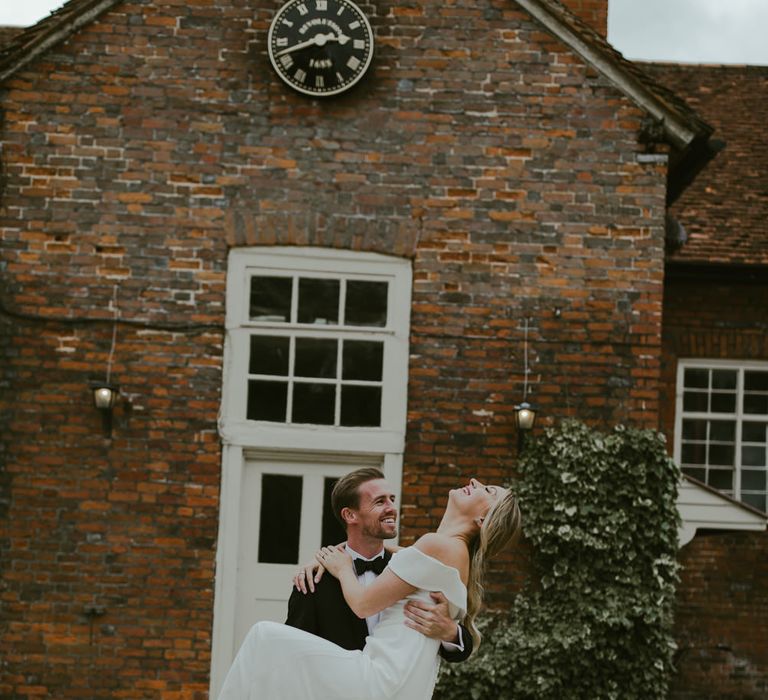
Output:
275,32,347,57
275,35,326,57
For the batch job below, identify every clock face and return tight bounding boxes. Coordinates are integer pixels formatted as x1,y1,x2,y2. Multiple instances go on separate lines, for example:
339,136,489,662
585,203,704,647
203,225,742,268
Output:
267,0,374,97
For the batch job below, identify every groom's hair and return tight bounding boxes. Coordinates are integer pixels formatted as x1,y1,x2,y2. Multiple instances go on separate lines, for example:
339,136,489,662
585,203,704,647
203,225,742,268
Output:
331,467,385,527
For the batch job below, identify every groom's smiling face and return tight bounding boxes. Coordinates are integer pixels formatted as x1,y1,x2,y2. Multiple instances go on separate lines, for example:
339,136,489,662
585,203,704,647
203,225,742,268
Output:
354,478,398,540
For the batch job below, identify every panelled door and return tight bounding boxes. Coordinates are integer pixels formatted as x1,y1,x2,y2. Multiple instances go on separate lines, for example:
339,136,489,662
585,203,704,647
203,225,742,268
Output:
232,455,370,650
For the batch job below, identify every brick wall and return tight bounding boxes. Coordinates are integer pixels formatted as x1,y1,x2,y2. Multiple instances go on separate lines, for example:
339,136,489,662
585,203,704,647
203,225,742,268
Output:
672,531,768,700
661,271,768,697
0,319,224,697
561,0,608,37
1,0,667,696
660,271,768,441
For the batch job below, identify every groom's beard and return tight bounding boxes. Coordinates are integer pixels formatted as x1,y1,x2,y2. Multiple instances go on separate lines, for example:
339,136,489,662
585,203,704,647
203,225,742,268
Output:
361,521,398,541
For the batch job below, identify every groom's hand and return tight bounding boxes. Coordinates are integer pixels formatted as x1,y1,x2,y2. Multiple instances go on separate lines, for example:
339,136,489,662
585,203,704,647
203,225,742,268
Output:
403,592,460,644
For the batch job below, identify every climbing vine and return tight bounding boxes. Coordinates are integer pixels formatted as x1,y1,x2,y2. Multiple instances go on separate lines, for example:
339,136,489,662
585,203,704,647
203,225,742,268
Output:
436,420,681,699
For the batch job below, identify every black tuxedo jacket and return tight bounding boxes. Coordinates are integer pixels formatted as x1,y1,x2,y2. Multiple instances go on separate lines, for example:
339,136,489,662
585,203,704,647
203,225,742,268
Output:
285,552,473,662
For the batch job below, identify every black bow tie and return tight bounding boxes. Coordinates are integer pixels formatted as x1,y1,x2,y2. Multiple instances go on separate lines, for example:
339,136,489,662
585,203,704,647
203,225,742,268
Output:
354,556,387,576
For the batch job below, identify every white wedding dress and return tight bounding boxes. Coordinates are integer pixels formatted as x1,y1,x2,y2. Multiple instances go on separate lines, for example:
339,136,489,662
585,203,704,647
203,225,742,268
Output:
217,547,467,700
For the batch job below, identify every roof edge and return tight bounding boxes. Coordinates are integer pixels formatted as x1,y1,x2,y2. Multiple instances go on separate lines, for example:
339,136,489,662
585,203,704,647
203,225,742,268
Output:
514,0,712,150
682,473,768,521
0,0,123,84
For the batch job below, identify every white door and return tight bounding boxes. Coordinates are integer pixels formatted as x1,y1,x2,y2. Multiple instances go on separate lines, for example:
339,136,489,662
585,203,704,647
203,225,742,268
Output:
232,456,369,649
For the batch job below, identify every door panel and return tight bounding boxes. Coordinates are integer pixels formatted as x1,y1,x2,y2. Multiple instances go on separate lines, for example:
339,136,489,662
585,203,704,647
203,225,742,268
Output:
233,458,355,649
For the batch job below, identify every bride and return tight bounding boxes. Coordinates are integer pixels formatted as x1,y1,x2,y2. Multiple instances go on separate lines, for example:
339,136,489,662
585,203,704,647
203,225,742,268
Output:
217,478,521,700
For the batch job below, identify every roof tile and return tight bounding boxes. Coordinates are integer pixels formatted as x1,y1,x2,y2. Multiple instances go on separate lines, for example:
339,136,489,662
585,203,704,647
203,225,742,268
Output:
642,63,768,267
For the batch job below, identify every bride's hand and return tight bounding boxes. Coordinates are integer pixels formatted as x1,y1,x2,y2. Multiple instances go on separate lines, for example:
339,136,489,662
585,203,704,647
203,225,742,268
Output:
316,545,353,578
295,541,348,592
293,560,325,594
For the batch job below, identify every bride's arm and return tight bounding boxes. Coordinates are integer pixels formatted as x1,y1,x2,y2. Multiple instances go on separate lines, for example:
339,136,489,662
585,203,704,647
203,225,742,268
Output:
317,547,416,619
318,533,463,619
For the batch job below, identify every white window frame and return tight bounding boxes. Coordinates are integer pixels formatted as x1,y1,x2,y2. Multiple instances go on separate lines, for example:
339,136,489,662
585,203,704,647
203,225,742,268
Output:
674,358,768,512
219,247,412,454
211,247,412,696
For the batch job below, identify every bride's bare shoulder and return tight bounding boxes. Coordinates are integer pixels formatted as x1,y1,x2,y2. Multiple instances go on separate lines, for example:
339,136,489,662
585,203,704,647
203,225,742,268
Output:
413,533,468,571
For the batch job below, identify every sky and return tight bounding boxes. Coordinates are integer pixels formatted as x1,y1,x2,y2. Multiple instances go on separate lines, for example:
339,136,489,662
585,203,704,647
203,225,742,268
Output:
1,0,767,65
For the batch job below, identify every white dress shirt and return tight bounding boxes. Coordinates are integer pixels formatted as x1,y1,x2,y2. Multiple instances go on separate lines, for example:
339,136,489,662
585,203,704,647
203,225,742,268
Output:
345,544,385,634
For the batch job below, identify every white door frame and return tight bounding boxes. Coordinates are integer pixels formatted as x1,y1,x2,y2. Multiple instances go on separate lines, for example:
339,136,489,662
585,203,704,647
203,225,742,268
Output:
209,443,403,697
210,248,412,697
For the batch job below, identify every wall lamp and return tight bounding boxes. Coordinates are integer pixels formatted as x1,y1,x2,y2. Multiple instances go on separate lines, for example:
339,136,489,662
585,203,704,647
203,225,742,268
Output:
89,380,119,436
90,381,119,411
515,318,538,452
90,285,120,436
515,401,537,431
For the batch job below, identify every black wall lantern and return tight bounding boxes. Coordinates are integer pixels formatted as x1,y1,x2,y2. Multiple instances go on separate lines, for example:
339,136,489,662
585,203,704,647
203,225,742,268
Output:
515,401,537,432
91,381,119,411
90,380,119,436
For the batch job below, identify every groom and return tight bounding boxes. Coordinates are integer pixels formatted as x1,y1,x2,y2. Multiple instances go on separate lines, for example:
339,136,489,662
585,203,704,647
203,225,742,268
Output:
286,467,473,661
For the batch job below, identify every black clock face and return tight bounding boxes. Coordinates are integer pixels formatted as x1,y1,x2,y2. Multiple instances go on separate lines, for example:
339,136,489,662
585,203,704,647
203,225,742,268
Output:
268,0,374,97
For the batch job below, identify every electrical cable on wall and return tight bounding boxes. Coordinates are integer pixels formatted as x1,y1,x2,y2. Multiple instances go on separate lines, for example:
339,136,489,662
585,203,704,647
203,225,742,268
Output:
0,295,222,334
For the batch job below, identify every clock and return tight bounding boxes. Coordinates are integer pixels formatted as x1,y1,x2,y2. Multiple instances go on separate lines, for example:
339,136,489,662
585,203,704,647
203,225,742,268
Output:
267,0,374,97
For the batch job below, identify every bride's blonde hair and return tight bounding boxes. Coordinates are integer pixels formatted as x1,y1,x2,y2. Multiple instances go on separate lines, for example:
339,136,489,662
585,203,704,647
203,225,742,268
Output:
464,490,521,651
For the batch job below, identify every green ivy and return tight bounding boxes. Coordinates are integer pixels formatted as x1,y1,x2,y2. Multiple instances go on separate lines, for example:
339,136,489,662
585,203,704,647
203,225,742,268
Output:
436,420,681,700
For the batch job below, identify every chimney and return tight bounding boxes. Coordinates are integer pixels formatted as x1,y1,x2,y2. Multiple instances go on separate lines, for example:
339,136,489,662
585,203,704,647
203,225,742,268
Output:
559,0,608,37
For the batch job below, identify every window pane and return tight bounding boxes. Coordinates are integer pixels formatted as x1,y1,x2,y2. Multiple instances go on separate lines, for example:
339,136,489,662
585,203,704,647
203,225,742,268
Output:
744,393,768,415
292,383,335,424
247,380,288,422
742,446,766,467
295,338,338,378
679,365,768,512
345,280,388,327
682,467,706,482
321,477,346,547
298,278,339,325
682,442,706,465
684,368,709,389
250,276,292,322
258,474,302,564
743,421,767,443
340,386,382,427
712,370,737,390
742,469,766,491
343,340,384,381
709,420,736,442
745,371,768,391
683,391,708,412
682,419,707,441
708,469,733,491
711,392,736,413
249,336,290,376
742,493,766,512
708,444,735,466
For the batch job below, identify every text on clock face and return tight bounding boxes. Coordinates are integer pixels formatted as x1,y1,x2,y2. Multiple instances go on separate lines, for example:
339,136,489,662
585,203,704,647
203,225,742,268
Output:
296,18,344,35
